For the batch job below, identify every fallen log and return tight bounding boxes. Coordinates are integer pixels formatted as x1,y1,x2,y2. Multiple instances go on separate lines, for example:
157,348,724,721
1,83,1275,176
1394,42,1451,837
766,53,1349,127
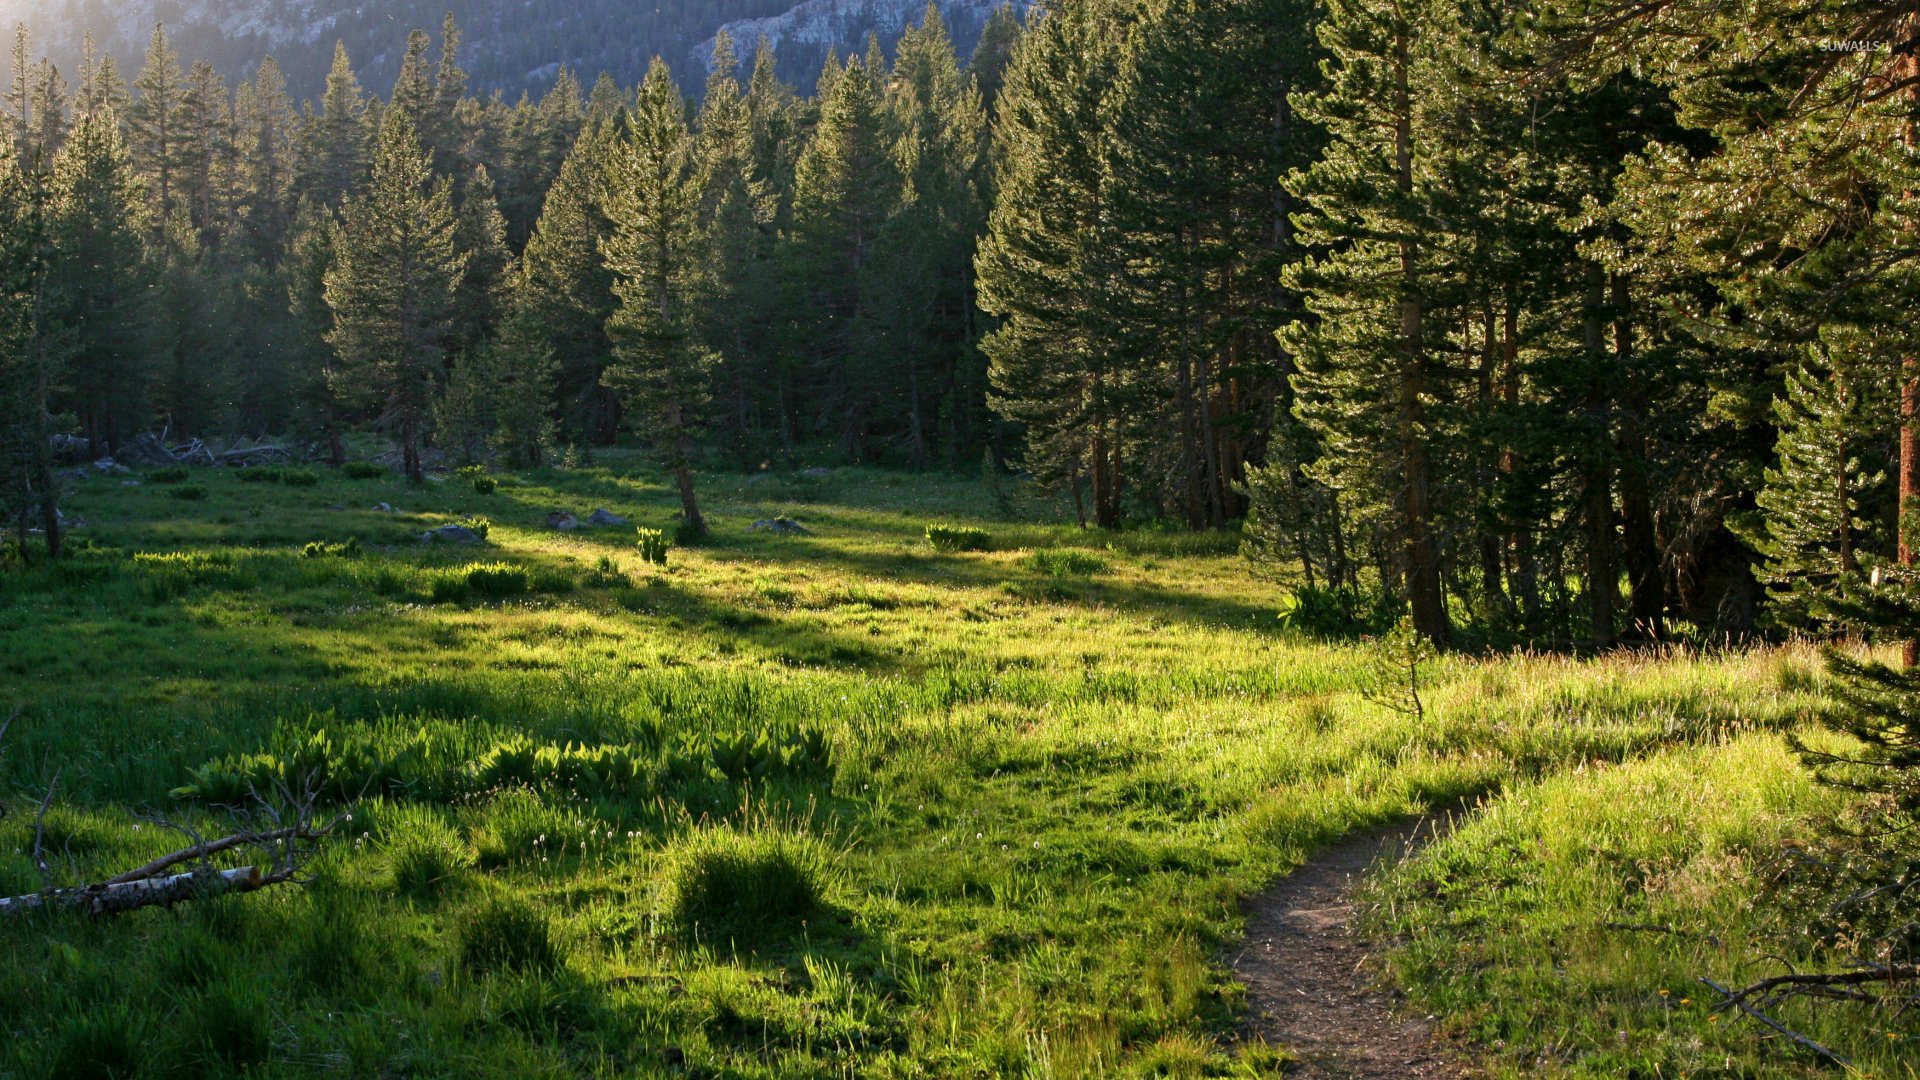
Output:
0,865,280,917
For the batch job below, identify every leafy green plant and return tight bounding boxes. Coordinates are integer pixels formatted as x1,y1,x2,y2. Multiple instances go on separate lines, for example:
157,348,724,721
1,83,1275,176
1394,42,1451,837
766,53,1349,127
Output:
236,466,284,483
302,538,361,559
148,466,191,484
1276,584,1390,639
280,468,320,487
463,563,530,600
637,527,672,566
167,484,208,502
342,462,387,479
460,517,492,541
1025,549,1107,577
927,525,991,552
472,475,498,495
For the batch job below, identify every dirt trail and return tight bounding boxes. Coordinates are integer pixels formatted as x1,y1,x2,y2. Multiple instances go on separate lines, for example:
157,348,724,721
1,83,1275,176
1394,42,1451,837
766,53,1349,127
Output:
1232,814,1477,1079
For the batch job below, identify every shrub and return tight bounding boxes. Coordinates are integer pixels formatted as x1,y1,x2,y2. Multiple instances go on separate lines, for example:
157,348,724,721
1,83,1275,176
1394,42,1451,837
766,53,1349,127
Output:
167,484,208,502
472,475,498,495
383,807,472,899
236,466,284,483
280,468,320,487
456,896,563,975
660,828,834,946
636,527,672,566
149,466,191,484
1275,584,1390,639
464,563,529,599
342,462,387,479
927,524,991,552
460,517,492,541
1025,549,1108,577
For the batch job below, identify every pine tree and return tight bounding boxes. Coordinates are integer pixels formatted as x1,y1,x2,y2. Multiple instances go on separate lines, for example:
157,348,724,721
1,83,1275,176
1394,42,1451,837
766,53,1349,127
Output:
178,61,233,245
297,42,369,206
969,4,1024,114
486,288,559,468
26,58,67,164
1742,338,1889,629
235,58,297,261
517,117,618,446
977,0,1130,526
389,30,435,130
44,107,155,458
429,14,470,173
284,200,347,464
5,23,27,150
604,59,713,538
1282,0,1454,645
0,129,61,558
75,36,129,120
128,24,189,226
450,165,512,361
789,53,900,460
324,109,467,484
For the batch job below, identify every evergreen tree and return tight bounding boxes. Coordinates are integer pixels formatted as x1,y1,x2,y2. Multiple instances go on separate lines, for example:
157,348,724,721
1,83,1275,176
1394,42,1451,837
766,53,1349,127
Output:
44,106,154,458
128,23,189,225
517,117,618,446
450,165,512,360
486,288,559,468
977,0,1130,526
1743,339,1888,629
1282,0,1454,645
324,109,467,483
789,53,899,460
284,200,347,464
235,58,297,261
0,129,60,558
297,42,369,206
604,60,713,537
969,5,1024,114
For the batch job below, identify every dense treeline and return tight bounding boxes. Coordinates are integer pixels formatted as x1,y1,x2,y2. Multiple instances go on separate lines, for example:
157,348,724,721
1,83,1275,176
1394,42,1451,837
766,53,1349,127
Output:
3,0,1920,671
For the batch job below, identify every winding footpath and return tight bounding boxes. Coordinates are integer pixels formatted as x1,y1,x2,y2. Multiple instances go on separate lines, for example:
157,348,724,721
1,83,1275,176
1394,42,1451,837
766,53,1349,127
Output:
1233,815,1479,1079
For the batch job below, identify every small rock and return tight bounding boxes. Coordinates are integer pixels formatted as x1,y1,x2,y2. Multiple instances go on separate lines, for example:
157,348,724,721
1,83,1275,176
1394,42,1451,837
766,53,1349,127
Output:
586,509,628,527
60,468,90,482
751,517,813,536
91,459,131,476
547,511,581,532
121,480,143,488
800,467,834,479
372,503,395,513
421,525,483,544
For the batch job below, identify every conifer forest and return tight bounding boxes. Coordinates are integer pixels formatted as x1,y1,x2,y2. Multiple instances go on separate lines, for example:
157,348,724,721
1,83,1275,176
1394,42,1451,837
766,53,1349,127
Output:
1,3,1919,1078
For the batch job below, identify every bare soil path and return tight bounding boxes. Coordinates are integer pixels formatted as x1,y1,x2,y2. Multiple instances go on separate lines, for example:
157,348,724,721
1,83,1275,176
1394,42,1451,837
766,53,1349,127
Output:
1232,814,1478,1079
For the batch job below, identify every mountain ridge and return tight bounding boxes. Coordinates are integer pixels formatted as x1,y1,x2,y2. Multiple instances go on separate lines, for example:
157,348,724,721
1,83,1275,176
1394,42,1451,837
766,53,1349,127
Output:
0,0,1032,102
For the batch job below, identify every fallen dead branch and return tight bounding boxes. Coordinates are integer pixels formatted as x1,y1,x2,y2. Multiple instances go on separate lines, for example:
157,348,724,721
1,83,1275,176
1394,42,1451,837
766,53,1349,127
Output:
1700,976,1852,1068
1715,964,1920,1009
0,776,330,919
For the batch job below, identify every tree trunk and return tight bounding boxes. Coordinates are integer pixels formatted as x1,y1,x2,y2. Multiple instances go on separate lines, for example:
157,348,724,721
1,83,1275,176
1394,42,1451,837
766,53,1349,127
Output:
1583,263,1615,648
1393,19,1447,647
1613,274,1663,639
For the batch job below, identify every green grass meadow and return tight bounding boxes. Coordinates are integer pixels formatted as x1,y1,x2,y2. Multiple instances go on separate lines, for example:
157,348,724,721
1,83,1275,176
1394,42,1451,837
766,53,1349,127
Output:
0,459,1910,1077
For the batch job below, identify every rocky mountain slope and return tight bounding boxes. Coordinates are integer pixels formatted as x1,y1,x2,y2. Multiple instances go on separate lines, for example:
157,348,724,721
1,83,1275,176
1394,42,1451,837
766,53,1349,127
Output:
0,0,1031,101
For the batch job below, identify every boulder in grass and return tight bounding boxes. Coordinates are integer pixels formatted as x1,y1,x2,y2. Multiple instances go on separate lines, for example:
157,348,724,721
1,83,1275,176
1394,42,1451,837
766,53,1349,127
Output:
421,525,484,545
372,503,396,513
586,509,628,527
801,467,834,479
751,517,813,536
92,459,131,476
547,511,581,532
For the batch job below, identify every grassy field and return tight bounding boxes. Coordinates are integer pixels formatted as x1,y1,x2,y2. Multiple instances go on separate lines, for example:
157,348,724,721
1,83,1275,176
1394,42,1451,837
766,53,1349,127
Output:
0,457,1909,1078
